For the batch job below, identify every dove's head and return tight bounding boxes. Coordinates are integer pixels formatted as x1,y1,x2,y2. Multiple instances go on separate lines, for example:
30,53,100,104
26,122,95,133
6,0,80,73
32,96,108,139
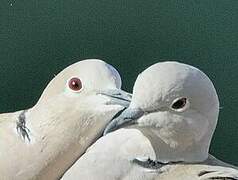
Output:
28,59,131,142
104,61,219,162
39,59,123,103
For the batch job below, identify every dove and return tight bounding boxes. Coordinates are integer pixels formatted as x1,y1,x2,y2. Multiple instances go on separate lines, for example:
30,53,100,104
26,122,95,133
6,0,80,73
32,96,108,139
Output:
62,61,238,180
0,59,131,180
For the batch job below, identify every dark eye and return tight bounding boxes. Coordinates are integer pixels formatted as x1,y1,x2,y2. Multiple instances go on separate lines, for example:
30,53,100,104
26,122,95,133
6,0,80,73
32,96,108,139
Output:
171,97,187,110
68,77,82,91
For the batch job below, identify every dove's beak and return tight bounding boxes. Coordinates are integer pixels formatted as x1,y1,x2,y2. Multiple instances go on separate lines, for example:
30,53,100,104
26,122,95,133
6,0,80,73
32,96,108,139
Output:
97,89,132,108
103,106,144,135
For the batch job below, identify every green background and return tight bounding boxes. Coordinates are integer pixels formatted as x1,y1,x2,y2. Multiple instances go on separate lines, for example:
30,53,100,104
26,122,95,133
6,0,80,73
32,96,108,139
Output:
1,1,237,165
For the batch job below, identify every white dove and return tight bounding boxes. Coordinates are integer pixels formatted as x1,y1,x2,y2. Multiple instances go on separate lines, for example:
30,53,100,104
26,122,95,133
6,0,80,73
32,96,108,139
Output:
0,59,131,180
62,61,238,180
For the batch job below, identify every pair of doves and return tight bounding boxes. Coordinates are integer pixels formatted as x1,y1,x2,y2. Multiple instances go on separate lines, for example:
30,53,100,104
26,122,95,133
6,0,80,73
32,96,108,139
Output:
0,59,237,180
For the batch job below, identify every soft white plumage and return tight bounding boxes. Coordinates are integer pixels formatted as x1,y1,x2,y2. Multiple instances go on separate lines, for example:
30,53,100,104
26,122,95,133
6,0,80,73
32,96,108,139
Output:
0,59,130,180
62,61,238,180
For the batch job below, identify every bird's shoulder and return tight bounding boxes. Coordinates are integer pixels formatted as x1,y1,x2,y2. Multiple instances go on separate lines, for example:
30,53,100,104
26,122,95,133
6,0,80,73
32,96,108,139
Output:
87,128,156,157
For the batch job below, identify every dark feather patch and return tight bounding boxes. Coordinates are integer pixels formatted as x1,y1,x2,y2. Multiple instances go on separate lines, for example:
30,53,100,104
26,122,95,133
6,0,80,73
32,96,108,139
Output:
16,110,30,142
198,171,216,176
208,177,237,180
198,170,238,180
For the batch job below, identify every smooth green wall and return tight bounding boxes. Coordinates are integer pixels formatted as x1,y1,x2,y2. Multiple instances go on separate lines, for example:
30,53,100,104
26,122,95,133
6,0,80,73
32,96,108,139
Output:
1,1,238,165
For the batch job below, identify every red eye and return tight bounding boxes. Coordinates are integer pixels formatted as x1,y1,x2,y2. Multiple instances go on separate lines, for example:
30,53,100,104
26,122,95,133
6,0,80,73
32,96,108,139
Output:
68,77,82,91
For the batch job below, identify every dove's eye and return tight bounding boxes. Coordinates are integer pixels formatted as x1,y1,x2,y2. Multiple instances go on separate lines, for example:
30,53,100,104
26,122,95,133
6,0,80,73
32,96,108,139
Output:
68,77,82,91
171,97,189,111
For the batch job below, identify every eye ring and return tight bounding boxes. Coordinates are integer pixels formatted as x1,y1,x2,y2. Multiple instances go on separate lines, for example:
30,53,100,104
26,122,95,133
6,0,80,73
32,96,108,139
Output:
68,77,83,92
170,97,189,112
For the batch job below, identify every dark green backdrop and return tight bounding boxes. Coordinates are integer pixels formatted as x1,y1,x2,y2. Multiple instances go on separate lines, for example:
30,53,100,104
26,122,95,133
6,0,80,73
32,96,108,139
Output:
1,1,238,165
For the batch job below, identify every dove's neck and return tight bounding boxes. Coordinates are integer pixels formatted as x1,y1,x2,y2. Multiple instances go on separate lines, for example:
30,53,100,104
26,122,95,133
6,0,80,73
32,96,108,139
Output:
13,101,83,179
2,107,82,180
16,98,121,179
24,102,78,143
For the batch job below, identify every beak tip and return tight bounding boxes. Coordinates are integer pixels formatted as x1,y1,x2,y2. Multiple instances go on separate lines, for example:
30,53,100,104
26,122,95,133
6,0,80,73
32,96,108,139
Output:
103,130,107,136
